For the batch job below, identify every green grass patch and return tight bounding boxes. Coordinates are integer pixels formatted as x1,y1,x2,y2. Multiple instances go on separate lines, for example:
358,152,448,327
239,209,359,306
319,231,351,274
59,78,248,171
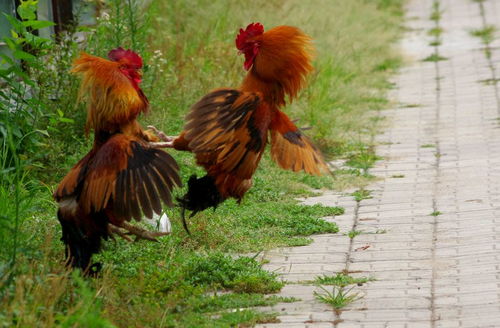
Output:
315,273,374,287
430,211,442,216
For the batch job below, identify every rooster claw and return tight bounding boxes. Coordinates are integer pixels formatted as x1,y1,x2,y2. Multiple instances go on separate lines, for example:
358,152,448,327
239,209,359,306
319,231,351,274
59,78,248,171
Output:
147,125,177,143
108,222,170,242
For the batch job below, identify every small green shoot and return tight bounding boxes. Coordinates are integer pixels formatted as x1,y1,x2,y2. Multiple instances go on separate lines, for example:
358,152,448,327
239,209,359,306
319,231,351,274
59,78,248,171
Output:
479,78,500,85
430,211,442,216
429,39,442,46
421,144,435,148
470,25,496,44
346,230,363,239
423,54,448,62
428,27,443,37
351,189,372,202
314,286,362,310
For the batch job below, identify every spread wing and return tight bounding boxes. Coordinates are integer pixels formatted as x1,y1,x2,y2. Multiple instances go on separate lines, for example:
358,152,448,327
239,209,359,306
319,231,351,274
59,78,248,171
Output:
55,134,181,221
184,89,270,181
72,52,148,133
270,110,328,175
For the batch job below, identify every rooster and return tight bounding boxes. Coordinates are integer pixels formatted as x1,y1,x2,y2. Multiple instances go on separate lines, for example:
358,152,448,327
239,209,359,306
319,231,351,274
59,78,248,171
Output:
151,23,328,232
54,48,181,273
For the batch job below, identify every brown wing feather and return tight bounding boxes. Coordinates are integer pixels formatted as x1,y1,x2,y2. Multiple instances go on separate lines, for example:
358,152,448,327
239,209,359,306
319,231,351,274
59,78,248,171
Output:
182,88,270,198
75,134,181,221
269,110,328,175
54,150,95,201
184,89,270,181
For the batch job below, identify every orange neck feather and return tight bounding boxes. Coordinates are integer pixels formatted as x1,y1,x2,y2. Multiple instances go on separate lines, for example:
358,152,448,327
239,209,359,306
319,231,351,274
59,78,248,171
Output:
240,26,314,108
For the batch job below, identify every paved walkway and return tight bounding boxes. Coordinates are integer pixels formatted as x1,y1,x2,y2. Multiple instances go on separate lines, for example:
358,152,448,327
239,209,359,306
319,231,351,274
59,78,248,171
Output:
257,1,500,327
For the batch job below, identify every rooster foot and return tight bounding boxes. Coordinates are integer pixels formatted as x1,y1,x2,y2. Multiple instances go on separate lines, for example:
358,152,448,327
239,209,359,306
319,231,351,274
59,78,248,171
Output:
108,224,133,242
108,222,169,242
121,221,169,241
147,125,178,143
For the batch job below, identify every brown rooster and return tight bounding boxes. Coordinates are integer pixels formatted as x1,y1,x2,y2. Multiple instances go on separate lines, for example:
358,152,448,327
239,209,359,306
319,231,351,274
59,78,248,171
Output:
54,48,181,273
151,23,328,232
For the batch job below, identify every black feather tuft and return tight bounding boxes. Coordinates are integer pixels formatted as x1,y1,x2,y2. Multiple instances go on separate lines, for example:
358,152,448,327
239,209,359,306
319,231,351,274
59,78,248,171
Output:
57,209,108,275
177,174,224,215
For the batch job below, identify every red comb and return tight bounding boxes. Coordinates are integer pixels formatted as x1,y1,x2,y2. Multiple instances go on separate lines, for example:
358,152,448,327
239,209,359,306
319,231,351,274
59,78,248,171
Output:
108,47,143,69
236,23,264,50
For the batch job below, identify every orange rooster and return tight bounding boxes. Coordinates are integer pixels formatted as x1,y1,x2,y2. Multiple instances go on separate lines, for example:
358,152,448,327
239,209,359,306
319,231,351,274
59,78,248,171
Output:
54,48,181,273
152,23,328,232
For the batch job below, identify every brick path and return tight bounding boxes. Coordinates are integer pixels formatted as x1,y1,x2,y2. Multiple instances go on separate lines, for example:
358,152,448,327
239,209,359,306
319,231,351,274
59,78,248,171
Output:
256,1,500,327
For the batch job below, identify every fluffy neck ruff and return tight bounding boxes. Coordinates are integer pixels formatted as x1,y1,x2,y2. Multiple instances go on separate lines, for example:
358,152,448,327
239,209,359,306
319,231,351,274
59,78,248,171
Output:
241,25,314,107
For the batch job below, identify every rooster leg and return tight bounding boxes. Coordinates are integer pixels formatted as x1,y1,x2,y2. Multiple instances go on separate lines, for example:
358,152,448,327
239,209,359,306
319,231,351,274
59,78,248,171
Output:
147,125,178,142
149,141,175,148
119,221,170,241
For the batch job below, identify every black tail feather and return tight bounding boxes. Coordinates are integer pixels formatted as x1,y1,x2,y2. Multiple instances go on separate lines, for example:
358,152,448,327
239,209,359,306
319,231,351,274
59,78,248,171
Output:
180,206,191,235
57,209,108,275
177,174,224,231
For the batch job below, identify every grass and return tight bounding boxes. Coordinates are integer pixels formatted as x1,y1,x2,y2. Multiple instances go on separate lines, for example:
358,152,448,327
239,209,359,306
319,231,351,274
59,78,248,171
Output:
0,0,405,326
430,211,442,216
315,273,374,287
428,27,443,37
421,144,435,148
479,78,500,85
346,230,363,239
429,39,442,47
470,25,496,44
314,286,362,310
351,189,373,202
423,54,448,62
391,174,405,178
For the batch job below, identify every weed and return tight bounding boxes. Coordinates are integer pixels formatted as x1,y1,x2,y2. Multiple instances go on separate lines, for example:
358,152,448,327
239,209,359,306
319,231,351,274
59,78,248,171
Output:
421,144,435,148
429,39,442,46
479,78,500,85
314,285,362,309
351,189,372,202
423,54,448,62
346,230,363,239
400,103,421,108
430,211,442,216
428,27,443,37
315,273,374,287
346,148,380,174
430,10,442,21
391,174,405,178
470,25,496,44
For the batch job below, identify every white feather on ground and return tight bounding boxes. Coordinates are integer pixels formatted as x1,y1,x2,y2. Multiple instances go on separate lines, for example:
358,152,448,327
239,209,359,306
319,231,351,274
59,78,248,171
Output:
143,212,172,233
